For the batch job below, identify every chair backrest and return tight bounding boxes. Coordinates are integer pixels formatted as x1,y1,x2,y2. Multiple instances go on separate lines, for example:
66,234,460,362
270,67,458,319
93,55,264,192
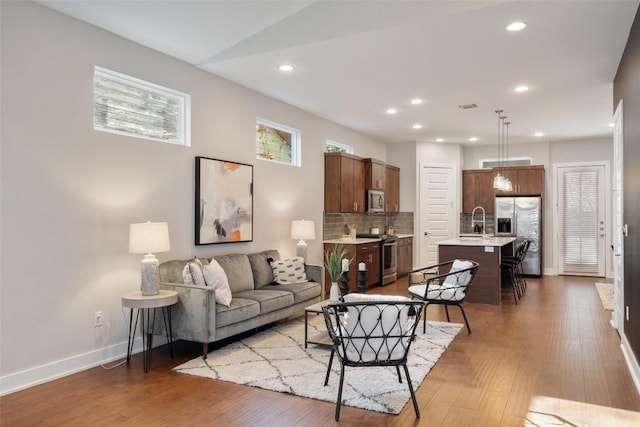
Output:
322,298,424,365
433,259,479,301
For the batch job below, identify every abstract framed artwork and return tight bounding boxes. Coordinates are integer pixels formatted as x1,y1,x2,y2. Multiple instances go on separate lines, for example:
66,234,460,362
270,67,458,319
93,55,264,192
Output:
195,156,253,245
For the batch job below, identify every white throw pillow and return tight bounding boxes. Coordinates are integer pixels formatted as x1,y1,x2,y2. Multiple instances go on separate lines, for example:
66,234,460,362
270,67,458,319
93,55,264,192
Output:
341,293,412,362
182,258,206,286
442,259,474,288
203,258,232,307
270,257,307,285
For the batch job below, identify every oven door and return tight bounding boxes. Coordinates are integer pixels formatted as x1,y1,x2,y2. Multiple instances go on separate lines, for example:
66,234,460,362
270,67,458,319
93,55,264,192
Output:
382,241,397,275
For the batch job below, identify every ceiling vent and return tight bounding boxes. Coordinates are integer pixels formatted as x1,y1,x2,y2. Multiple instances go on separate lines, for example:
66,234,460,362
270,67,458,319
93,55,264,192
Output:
458,103,478,109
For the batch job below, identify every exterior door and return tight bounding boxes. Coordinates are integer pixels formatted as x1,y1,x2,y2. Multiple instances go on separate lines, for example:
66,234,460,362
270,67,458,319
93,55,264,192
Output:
613,100,624,331
419,164,457,268
556,164,606,276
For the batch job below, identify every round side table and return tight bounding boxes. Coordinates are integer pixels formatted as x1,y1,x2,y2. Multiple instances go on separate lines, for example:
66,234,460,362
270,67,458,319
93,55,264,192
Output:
122,289,178,373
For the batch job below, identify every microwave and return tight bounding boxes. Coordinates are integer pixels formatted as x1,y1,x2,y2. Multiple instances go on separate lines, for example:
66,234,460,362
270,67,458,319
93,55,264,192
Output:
366,189,385,213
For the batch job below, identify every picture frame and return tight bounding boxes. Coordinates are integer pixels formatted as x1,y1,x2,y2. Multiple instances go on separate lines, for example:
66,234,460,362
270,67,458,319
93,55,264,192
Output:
195,156,253,245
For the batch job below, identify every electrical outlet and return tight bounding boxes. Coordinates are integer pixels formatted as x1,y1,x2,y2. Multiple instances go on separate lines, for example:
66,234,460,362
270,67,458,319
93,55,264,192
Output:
626,306,630,321
94,311,103,327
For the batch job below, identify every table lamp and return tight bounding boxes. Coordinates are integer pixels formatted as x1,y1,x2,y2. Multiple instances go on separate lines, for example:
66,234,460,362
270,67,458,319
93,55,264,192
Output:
129,221,170,296
291,219,315,261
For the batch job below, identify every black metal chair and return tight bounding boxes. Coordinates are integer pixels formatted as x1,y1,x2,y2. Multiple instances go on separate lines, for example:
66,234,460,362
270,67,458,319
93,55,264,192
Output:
322,297,425,420
500,239,531,303
407,259,479,334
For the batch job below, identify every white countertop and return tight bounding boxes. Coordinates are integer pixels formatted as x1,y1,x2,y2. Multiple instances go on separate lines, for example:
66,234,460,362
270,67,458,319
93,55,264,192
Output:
323,233,413,245
438,236,516,247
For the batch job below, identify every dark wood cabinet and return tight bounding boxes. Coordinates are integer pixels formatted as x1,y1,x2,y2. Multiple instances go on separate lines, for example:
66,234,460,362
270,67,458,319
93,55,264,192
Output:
357,242,380,287
324,153,365,213
323,242,380,296
463,165,545,213
462,170,495,214
397,236,413,277
385,165,400,212
365,158,386,190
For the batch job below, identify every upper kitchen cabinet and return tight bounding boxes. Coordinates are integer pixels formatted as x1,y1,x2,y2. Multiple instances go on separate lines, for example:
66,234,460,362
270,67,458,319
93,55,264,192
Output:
495,165,544,196
325,152,365,213
462,169,495,214
385,164,400,212
365,158,386,190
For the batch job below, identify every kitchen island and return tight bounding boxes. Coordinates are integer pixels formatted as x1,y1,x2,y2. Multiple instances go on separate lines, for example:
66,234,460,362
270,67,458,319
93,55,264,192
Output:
438,236,516,305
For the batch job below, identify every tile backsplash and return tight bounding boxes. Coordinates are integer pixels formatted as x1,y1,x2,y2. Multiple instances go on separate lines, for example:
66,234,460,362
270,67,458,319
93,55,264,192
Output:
323,212,414,239
460,213,495,235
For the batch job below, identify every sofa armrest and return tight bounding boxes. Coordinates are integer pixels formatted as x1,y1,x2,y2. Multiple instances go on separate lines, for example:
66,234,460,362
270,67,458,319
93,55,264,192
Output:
159,281,215,344
305,263,323,284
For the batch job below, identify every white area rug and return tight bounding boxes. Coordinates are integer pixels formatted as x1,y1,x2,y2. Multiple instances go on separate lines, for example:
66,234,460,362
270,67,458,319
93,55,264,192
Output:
595,282,614,311
173,315,462,415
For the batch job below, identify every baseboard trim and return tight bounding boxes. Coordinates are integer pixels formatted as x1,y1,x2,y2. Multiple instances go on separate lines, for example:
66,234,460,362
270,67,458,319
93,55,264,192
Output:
0,336,167,396
621,334,640,396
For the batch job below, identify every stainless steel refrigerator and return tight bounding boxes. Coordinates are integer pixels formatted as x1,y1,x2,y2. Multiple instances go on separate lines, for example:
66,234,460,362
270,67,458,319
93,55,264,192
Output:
495,196,542,277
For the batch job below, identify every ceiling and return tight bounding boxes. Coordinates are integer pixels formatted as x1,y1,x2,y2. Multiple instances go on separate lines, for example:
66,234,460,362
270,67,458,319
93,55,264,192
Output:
38,0,639,146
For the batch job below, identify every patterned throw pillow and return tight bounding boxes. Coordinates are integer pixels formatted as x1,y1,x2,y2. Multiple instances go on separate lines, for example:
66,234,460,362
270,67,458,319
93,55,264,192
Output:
270,257,308,285
203,258,232,307
182,258,206,286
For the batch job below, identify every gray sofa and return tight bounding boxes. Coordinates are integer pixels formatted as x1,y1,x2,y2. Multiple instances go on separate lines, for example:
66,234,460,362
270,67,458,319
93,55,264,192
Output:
158,249,323,358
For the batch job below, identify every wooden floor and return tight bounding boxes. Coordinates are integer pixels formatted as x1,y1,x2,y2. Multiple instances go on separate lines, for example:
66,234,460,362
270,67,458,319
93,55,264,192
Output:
2,275,639,426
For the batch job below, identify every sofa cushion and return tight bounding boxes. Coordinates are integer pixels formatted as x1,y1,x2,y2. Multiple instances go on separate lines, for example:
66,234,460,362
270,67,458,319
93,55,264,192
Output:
216,298,261,328
270,257,308,285
270,281,321,304
183,258,206,286
248,250,280,288
213,253,254,293
233,290,295,315
160,258,207,284
203,259,232,307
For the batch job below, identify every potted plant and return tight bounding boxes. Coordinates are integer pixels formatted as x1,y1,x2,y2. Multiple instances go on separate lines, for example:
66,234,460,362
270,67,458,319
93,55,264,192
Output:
324,244,350,300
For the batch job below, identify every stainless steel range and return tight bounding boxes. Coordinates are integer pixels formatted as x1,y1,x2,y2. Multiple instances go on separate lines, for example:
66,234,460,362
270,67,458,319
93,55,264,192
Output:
357,234,398,285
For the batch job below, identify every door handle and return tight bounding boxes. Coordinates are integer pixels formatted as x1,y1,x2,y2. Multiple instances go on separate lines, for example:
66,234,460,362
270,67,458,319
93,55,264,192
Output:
424,232,429,236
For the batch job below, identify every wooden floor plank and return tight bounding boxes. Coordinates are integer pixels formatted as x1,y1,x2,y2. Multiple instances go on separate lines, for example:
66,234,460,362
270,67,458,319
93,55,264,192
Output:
1,275,639,426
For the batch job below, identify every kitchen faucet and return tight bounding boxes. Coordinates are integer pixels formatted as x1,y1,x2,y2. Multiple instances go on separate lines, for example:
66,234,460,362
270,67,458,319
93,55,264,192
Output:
471,206,486,237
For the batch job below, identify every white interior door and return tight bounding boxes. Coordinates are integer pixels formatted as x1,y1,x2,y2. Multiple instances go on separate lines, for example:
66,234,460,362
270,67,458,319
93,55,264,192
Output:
612,100,624,331
419,164,457,268
556,164,606,276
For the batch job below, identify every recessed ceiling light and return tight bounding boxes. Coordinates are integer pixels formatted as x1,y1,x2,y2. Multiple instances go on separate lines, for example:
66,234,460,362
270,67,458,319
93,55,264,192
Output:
534,132,544,137
436,138,444,142
412,124,423,129
410,98,423,105
507,22,527,32
278,64,295,72
386,108,398,114
515,85,529,92
469,137,478,142
608,122,615,127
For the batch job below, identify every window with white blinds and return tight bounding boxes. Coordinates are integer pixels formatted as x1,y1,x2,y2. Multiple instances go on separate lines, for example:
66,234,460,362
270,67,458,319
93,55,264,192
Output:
94,66,190,146
562,170,598,273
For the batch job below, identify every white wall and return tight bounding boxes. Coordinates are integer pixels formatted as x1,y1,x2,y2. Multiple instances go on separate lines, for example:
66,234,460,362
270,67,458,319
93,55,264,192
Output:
0,1,386,393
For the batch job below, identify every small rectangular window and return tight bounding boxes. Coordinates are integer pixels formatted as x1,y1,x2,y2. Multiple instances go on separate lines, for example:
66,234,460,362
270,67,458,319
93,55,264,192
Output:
256,118,301,166
325,139,353,154
480,157,532,168
94,66,191,146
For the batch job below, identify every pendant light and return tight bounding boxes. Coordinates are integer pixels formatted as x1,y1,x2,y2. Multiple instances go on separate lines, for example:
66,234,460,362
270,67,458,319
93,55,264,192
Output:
503,121,513,192
493,110,504,189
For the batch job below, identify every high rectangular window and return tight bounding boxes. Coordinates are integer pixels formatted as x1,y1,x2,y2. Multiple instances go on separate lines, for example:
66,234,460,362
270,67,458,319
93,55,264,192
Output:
94,66,191,146
255,119,301,166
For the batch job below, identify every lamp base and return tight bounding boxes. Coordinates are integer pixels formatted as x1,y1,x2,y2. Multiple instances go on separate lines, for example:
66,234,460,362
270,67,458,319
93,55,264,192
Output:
296,240,308,261
141,254,160,296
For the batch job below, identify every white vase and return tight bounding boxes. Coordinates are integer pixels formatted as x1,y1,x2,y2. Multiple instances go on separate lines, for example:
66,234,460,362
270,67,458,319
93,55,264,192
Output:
330,282,340,301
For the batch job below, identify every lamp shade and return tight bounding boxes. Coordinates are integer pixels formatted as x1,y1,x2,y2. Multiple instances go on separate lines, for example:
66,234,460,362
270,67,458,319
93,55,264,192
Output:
129,222,171,254
291,220,315,240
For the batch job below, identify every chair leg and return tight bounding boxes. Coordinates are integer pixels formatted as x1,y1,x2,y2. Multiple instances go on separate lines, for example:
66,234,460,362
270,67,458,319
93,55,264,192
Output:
457,304,472,334
403,364,420,418
335,364,345,420
444,305,451,322
396,366,403,383
422,303,429,333
324,349,335,386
